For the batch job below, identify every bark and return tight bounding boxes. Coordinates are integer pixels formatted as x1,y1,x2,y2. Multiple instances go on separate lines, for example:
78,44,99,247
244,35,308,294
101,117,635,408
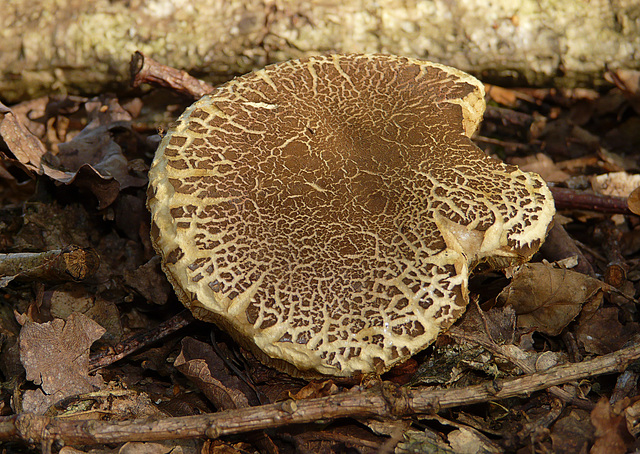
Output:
2,0,640,103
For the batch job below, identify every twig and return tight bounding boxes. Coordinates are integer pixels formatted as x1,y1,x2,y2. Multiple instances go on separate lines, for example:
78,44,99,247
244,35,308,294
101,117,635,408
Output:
448,326,594,409
89,310,194,371
130,51,215,99
550,187,631,214
598,221,628,288
0,246,100,283
2,343,640,447
474,135,535,152
483,105,534,128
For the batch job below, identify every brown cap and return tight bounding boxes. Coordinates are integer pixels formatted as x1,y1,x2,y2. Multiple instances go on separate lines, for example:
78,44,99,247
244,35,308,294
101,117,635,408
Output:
147,54,555,377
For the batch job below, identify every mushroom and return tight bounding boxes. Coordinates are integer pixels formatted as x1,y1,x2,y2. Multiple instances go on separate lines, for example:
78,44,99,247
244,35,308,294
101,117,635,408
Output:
147,54,555,377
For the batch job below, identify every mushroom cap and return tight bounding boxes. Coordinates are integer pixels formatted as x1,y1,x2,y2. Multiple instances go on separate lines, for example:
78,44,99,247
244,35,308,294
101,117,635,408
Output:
147,54,555,377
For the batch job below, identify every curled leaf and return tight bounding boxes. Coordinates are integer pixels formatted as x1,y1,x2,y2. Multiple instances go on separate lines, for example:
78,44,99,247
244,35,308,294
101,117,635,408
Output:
497,262,604,336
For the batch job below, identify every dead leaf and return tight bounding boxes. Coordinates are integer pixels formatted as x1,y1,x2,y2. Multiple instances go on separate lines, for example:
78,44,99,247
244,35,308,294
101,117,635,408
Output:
575,307,640,355
1,96,147,208
550,408,593,454
202,440,256,454
114,194,148,241
118,442,184,454
385,357,419,384
59,163,123,209
10,201,94,252
0,101,48,174
60,441,196,454
485,84,519,107
540,118,600,159
456,302,517,345
54,121,146,189
0,101,75,181
51,96,148,207
448,426,502,453
569,99,596,126
627,187,640,215
46,284,123,343
603,117,640,160
605,69,640,115
590,398,634,454
0,304,21,381
397,429,455,453
5,97,50,140
173,337,256,410
497,263,603,336
289,380,338,400
411,337,498,386
123,256,172,305
512,152,570,183
597,147,638,173
625,398,640,438
447,303,549,377
19,312,105,414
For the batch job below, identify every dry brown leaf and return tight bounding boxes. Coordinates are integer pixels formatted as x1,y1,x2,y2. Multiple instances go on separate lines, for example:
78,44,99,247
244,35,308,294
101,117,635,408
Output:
60,448,108,454
19,312,105,414
457,302,516,346
448,426,502,453
596,147,638,172
114,194,149,241
447,303,554,377
485,84,519,107
48,96,147,207
61,439,199,454
550,409,593,454
173,337,256,410
0,101,49,175
1,96,147,208
289,380,338,401
397,429,455,453
591,398,634,454
497,262,603,336
575,307,640,355
0,304,21,382
123,256,172,306
606,69,640,115
202,440,256,454
540,118,602,159
512,152,570,183
118,442,186,454
54,122,146,189
46,284,123,343
0,101,75,180
625,399,640,438
627,186,640,215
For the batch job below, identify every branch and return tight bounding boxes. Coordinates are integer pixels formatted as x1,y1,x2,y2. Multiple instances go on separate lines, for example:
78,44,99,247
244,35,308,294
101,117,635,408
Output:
130,51,214,99
550,187,632,215
2,343,639,448
88,310,194,372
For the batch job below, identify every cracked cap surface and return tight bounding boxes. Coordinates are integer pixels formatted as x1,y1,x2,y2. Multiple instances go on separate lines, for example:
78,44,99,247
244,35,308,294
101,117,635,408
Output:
147,54,555,377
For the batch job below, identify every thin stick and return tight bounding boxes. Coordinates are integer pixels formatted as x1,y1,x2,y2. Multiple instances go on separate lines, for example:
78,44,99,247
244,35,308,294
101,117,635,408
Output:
130,51,215,99
2,343,639,447
550,186,631,214
88,310,194,371
0,246,100,283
